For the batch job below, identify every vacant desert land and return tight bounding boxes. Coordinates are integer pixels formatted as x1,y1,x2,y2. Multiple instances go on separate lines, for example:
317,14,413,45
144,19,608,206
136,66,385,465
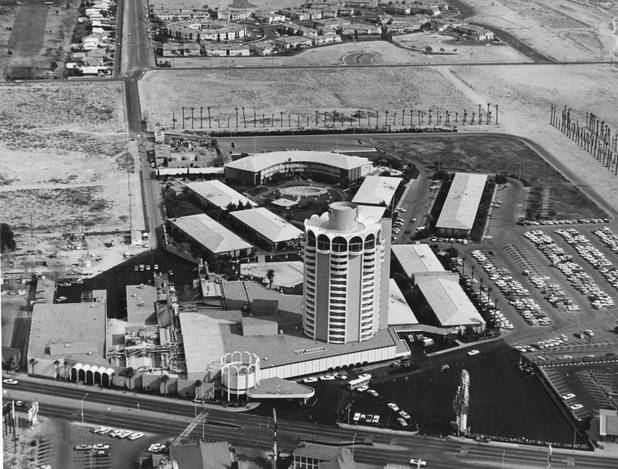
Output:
0,81,143,249
139,66,476,128
168,36,530,68
464,0,618,61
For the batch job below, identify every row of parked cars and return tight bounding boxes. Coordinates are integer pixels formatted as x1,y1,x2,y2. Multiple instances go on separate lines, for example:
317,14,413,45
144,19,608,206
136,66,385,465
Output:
92,426,144,440
523,231,613,309
555,228,618,294
593,226,618,254
526,273,579,312
519,218,608,226
469,250,539,327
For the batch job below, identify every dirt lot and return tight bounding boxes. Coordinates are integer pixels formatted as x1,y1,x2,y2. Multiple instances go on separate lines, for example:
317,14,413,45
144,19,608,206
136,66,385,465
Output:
463,0,618,62
0,81,144,259
0,0,81,80
139,66,475,130
165,36,530,68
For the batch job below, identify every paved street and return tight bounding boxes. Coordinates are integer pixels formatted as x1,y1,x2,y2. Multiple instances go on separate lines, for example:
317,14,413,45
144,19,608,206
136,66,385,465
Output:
6,378,618,468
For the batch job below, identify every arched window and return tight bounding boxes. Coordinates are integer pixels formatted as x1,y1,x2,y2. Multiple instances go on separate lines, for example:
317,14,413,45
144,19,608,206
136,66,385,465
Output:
317,234,330,250
364,233,375,249
349,236,363,252
332,236,347,252
307,230,316,247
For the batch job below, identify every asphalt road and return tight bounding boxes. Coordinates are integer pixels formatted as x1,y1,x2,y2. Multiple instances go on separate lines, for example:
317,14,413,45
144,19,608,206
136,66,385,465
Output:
120,0,153,78
6,379,618,468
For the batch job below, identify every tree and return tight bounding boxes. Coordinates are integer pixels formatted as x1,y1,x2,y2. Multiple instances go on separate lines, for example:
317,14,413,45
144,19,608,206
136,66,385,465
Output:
1,223,16,252
161,374,170,394
29,358,38,376
53,359,60,379
126,367,135,390
50,60,58,70
266,269,275,289
195,379,203,400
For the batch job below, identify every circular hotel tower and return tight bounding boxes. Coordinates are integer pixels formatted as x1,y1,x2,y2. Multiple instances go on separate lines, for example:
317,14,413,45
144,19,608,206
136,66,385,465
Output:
303,202,389,344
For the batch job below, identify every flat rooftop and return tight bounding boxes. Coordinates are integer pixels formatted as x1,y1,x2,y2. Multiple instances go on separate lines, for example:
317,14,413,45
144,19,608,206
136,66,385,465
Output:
351,175,402,206
391,243,445,277
240,261,304,289
388,279,418,326
28,302,107,365
356,204,386,222
231,207,302,244
170,214,253,255
246,377,315,399
179,309,242,376
126,284,157,324
436,173,488,231
221,280,303,314
225,150,372,173
416,276,485,328
185,180,256,210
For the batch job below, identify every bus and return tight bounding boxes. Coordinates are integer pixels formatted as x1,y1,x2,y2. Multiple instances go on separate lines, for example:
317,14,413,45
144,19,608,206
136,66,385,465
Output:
347,373,372,390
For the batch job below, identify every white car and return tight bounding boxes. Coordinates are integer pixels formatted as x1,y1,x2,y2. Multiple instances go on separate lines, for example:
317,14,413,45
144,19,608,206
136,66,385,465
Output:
409,459,427,467
303,377,318,383
319,374,335,381
570,403,583,410
128,432,144,440
562,393,576,400
3,378,18,385
387,402,400,412
467,349,480,356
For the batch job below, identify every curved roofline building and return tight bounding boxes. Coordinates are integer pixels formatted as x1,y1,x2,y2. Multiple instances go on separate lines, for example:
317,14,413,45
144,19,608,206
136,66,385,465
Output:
303,202,391,344
224,150,373,186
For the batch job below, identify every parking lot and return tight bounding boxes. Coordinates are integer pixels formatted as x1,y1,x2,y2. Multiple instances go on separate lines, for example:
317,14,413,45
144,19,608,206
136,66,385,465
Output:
540,361,618,423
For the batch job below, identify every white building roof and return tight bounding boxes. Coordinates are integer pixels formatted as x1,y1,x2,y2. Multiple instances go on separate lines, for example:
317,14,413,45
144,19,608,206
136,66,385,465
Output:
186,180,256,210
436,173,488,231
356,204,386,222
416,276,485,328
391,244,445,277
225,150,372,173
388,279,418,325
170,213,252,254
352,175,402,206
231,207,302,243
179,310,242,376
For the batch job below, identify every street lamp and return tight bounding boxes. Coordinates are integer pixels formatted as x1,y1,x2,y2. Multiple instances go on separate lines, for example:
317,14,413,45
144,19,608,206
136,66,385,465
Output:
81,392,89,424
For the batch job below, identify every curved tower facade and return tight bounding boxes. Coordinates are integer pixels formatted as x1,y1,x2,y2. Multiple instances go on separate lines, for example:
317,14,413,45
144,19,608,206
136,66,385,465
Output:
303,202,390,344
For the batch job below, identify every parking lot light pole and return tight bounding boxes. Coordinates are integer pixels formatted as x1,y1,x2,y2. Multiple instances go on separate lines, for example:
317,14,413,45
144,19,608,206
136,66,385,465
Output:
81,392,89,424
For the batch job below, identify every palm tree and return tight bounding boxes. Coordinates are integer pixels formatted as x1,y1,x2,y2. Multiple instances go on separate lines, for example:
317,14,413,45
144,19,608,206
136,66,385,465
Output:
53,360,60,379
195,379,203,401
126,367,135,390
161,374,170,395
29,358,38,376
266,269,275,289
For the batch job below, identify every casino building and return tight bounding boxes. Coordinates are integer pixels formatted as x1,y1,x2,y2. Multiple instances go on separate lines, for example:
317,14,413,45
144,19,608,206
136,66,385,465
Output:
303,202,391,344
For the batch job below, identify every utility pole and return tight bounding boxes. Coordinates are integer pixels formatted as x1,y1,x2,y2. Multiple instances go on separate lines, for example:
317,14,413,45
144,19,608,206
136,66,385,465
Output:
272,408,278,464
242,106,246,128
207,106,211,128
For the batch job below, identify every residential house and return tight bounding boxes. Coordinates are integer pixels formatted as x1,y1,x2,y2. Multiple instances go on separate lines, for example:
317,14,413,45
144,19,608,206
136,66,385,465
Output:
202,43,250,57
274,36,313,49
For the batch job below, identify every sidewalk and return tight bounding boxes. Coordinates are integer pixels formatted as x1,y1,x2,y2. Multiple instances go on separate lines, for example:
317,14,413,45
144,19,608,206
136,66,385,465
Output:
10,374,260,413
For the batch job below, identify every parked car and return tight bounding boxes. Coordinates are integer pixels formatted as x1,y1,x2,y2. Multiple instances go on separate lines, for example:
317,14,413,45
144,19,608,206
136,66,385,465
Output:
409,459,427,467
3,378,18,385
